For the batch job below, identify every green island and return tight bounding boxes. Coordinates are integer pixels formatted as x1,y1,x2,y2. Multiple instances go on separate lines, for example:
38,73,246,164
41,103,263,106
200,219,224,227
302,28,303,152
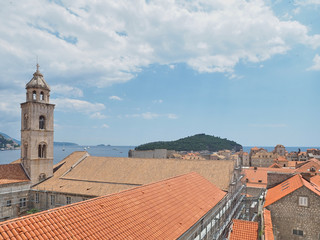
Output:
135,133,242,152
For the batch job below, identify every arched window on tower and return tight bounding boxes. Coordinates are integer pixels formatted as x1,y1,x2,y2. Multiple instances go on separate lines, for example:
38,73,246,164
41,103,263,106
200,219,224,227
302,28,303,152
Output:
39,116,45,129
38,143,46,158
33,91,37,100
24,114,28,129
40,91,44,101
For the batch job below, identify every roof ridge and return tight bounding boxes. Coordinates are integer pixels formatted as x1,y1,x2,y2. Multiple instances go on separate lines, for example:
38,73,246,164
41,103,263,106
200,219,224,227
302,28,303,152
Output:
0,172,202,226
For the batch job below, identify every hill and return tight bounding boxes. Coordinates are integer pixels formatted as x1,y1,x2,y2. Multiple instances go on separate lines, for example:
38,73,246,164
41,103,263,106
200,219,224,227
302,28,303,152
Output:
135,134,242,152
0,134,20,149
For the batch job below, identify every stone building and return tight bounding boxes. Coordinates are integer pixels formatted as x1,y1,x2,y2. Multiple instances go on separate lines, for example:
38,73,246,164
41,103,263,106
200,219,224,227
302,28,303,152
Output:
273,144,286,156
20,64,54,185
264,174,320,239
128,149,176,158
251,149,277,167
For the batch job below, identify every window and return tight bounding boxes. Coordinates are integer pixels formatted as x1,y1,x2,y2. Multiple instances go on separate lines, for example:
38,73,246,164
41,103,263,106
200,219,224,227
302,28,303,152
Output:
50,195,55,206
6,200,11,207
32,91,37,100
19,198,27,207
39,116,45,129
35,193,39,204
66,197,71,205
299,196,308,207
38,144,46,158
40,91,44,101
293,229,303,236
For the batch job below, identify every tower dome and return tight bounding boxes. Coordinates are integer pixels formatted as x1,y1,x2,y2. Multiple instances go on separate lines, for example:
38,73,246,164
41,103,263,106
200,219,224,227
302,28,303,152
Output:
26,64,50,91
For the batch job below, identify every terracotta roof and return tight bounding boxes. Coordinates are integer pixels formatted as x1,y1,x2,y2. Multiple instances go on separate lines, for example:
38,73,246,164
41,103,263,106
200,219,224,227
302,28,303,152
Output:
310,175,320,186
33,151,234,196
275,156,287,162
264,174,320,207
263,209,274,240
0,163,29,185
0,172,226,240
229,219,258,240
269,163,280,168
295,158,320,173
243,167,295,189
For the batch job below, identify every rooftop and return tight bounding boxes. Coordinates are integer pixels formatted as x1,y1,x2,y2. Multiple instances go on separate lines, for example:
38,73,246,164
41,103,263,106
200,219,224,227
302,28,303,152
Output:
263,209,274,240
0,172,226,240
229,219,258,240
33,151,234,196
264,174,320,207
0,163,29,185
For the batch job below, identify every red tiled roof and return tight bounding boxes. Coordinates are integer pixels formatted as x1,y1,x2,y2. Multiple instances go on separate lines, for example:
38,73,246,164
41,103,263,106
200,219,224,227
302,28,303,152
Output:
264,174,320,207
0,172,226,240
275,156,287,162
269,163,280,168
229,219,258,240
243,167,295,189
310,175,320,186
0,163,29,185
295,158,320,173
264,209,274,240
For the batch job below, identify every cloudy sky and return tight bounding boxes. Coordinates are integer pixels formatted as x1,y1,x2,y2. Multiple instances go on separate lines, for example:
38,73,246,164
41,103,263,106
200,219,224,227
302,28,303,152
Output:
0,0,319,146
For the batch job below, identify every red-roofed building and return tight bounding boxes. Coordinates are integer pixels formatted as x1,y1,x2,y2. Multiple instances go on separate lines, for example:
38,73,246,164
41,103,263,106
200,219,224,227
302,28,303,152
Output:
0,164,30,221
264,174,320,239
0,172,239,240
228,219,258,240
263,209,274,240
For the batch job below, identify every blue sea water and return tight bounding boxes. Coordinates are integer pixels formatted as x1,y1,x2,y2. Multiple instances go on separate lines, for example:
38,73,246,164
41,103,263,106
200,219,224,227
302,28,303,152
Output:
0,145,135,165
0,145,318,165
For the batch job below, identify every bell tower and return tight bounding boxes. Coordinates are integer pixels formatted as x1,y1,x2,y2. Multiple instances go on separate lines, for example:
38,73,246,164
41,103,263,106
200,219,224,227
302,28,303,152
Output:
20,64,55,185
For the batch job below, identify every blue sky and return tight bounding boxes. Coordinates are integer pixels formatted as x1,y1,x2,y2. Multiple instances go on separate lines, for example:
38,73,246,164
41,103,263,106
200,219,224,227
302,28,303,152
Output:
0,0,319,146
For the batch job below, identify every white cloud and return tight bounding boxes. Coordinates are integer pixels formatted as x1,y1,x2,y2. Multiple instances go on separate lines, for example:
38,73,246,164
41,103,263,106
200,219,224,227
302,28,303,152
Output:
51,85,83,97
307,54,320,71
102,124,110,128
153,99,163,104
294,0,320,5
90,112,108,119
109,96,123,101
52,98,105,114
126,112,177,120
0,0,319,86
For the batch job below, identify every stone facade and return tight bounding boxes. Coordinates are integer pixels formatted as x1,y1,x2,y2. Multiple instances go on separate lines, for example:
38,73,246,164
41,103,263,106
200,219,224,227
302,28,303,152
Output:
267,186,320,240
20,65,54,185
0,182,31,221
128,149,175,159
251,149,277,167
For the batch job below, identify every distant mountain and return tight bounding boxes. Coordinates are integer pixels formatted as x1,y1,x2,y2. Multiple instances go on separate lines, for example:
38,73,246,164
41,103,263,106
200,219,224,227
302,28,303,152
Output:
0,132,20,144
0,133,20,148
135,133,242,152
0,132,78,147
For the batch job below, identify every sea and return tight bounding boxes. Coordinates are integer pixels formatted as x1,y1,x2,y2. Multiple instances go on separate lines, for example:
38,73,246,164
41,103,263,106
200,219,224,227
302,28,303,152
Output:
0,145,318,165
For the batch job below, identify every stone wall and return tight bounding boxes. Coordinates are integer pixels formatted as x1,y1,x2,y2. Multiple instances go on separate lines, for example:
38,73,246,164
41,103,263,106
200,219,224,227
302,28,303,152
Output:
267,186,320,240
0,182,31,221
267,172,296,189
128,149,174,159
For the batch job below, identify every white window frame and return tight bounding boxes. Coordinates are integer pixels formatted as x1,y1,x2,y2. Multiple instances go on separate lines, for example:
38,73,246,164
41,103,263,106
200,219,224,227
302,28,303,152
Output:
298,196,308,207
35,193,39,203
6,200,11,207
19,198,26,207
66,196,71,205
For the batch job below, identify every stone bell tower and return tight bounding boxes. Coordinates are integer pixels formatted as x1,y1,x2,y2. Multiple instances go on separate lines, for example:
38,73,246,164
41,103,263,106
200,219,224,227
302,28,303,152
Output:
20,64,55,185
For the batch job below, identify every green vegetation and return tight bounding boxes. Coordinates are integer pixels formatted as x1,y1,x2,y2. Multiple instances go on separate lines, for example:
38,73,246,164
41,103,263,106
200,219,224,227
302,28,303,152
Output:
135,134,242,152
27,208,39,214
0,134,20,149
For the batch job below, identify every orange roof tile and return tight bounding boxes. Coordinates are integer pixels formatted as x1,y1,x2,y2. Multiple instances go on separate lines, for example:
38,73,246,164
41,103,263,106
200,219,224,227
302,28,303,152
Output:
310,175,320,187
0,172,226,240
269,163,280,168
295,158,320,173
243,167,295,188
229,219,258,240
275,156,287,162
264,174,320,207
0,163,29,185
263,209,274,240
